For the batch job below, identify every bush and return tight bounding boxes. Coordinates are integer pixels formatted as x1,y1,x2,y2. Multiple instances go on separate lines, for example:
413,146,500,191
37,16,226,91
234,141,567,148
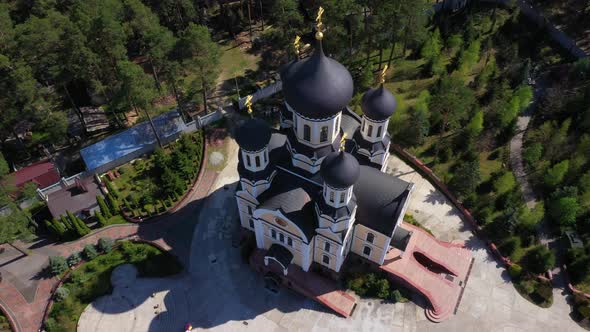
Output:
522,245,555,274
375,279,390,300
498,236,521,257
106,193,119,215
97,195,112,219
49,256,68,276
67,253,81,267
105,180,119,199
98,237,114,253
508,264,523,279
54,286,70,302
83,244,98,261
523,143,543,167
95,211,107,227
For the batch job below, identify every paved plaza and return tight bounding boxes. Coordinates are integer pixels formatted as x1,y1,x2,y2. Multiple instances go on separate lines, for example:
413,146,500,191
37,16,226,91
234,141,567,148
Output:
77,142,582,332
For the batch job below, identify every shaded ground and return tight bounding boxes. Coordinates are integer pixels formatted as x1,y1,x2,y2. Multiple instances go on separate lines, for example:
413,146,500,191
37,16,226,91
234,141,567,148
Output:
78,143,582,331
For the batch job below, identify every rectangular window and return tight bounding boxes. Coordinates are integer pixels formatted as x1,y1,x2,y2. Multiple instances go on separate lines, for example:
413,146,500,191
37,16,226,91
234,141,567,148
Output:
249,219,254,229
247,206,252,215
376,125,382,137
287,237,293,247
320,126,328,142
363,246,371,256
279,233,285,243
368,125,373,137
324,241,331,252
303,125,311,141
255,155,260,167
322,255,330,265
329,191,335,202
246,154,251,166
264,150,268,163
271,229,276,239
339,192,345,204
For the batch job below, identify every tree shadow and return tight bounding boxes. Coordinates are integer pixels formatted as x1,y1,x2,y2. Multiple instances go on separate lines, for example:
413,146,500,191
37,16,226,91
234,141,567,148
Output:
425,189,447,206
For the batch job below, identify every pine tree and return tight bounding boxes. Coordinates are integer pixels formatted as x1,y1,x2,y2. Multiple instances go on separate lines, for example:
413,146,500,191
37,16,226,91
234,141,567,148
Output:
97,195,112,218
105,180,119,199
50,218,67,239
106,193,119,215
60,215,74,238
95,211,108,227
67,211,87,237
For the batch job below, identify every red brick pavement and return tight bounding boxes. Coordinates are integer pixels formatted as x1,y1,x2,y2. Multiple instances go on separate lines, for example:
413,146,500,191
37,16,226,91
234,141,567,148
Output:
0,160,219,332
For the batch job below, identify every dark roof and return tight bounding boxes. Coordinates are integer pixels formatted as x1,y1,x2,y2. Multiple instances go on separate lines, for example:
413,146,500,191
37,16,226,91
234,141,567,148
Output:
353,128,390,153
237,133,288,181
47,176,103,218
316,195,357,220
281,42,353,120
235,118,272,152
320,151,360,189
354,166,411,236
340,110,361,139
265,244,294,268
391,226,412,251
361,85,397,121
257,170,320,241
12,159,60,189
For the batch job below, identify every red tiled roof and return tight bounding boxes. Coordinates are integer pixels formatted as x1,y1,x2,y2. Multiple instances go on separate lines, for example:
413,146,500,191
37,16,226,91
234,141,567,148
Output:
12,159,60,189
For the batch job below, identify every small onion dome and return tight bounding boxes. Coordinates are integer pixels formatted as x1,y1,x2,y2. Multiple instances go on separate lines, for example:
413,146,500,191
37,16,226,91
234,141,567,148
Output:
281,43,353,120
321,151,360,189
235,118,272,152
361,85,397,121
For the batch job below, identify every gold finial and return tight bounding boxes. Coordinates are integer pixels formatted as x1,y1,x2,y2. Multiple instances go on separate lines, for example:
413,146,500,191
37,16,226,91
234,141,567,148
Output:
294,35,301,57
340,133,347,151
379,65,389,85
245,95,253,115
315,6,325,40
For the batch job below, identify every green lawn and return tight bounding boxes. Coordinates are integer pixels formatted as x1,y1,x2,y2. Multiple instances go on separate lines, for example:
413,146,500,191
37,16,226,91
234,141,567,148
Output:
45,242,182,332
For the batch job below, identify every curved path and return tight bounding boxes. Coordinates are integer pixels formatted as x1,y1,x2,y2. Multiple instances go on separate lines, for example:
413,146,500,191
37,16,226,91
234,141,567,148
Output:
0,149,219,332
78,143,581,332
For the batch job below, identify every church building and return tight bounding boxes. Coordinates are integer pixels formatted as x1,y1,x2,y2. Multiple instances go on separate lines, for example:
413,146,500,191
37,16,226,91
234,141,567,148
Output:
234,9,473,322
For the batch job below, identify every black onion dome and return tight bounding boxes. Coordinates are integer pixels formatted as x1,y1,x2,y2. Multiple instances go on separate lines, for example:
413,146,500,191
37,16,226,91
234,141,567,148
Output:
321,151,360,189
235,118,272,152
361,85,397,121
281,43,354,120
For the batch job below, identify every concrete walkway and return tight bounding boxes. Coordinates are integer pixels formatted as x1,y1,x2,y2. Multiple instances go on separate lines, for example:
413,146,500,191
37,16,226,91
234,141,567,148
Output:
0,151,220,332
77,144,582,332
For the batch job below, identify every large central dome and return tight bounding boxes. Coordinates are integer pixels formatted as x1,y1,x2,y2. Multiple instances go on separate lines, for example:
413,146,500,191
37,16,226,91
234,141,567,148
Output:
281,43,354,120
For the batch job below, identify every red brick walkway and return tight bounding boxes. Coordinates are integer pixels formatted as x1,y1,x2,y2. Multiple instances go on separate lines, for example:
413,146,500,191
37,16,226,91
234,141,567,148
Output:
0,158,219,332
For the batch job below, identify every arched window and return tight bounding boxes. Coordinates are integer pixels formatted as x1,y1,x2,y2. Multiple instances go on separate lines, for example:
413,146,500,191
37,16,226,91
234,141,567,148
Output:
264,150,268,163
322,255,330,265
329,191,335,202
366,233,375,244
246,154,251,167
363,246,372,256
368,125,373,137
287,237,293,247
376,125,382,137
320,126,328,142
303,124,311,141
339,192,345,204
255,155,260,167
324,241,331,252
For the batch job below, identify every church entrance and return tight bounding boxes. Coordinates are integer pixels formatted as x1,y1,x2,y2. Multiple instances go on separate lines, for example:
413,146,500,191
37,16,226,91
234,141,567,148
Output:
264,272,281,294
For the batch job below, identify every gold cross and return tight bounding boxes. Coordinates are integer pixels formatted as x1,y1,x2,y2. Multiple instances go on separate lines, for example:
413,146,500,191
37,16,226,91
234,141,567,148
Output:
294,35,301,57
380,65,389,85
340,133,347,151
315,7,325,40
245,95,253,115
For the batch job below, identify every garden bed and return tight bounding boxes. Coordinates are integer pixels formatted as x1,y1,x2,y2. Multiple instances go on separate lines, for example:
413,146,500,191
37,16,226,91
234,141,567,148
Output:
44,241,182,332
100,131,204,221
0,311,11,332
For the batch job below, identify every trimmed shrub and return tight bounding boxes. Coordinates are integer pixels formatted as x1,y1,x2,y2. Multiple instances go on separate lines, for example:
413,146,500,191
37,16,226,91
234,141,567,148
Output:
54,286,70,302
508,264,523,279
67,253,81,267
49,256,68,276
95,211,107,227
105,180,119,199
106,193,119,214
83,244,98,261
97,195,112,218
98,237,114,253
